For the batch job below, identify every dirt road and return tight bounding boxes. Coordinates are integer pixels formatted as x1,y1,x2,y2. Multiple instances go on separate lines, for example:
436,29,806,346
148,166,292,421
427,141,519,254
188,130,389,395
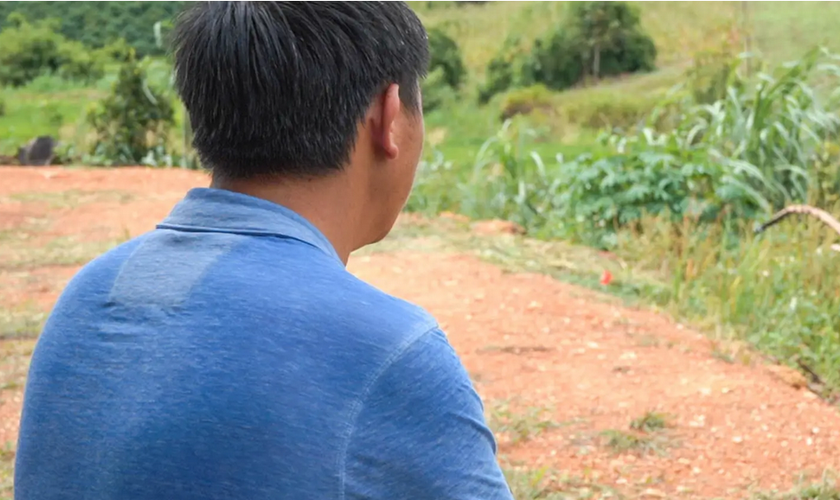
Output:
1,166,839,499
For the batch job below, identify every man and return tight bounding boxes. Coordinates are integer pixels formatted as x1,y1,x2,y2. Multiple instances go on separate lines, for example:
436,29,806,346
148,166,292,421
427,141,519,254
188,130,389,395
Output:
14,2,514,499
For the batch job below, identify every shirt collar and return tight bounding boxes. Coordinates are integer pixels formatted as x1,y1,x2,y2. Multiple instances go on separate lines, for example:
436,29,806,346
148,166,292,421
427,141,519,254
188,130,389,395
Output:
157,187,341,262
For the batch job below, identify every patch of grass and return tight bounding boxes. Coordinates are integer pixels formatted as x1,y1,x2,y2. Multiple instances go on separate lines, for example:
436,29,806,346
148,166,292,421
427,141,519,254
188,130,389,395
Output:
504,466,566,500
502,464,625,500
629,411,671,433
488,400,561,446
0,440,13,500
0,305,48,341
636,334,661,348
4,189,134,209
751,470,840,500
599,429,662,456
0,236,126,272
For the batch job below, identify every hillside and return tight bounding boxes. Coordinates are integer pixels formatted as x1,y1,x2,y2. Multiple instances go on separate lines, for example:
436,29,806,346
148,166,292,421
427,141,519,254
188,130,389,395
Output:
0,1,184,57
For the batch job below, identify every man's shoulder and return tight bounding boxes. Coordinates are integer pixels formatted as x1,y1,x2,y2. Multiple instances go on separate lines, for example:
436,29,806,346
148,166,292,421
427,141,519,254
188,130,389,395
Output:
254,256,439,348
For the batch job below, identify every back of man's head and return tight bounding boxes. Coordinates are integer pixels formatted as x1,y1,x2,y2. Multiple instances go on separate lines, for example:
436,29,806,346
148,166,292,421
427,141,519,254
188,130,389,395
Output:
171,1,430,182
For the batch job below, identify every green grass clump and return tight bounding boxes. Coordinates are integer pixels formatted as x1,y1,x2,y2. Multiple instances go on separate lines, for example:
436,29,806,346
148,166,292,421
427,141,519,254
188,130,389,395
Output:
629,411,671,433
488,401,560,446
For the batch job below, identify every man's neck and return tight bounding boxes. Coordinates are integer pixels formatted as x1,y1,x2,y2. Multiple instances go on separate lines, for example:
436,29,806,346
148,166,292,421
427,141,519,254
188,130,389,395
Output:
210,175,361,265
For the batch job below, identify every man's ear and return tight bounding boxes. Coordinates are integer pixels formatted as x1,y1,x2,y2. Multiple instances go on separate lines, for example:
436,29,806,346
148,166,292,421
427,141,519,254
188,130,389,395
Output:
373,83,401,160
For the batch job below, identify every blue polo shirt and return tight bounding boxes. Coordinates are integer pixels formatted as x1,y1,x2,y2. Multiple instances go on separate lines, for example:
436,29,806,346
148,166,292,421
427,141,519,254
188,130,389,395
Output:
15,187,514,499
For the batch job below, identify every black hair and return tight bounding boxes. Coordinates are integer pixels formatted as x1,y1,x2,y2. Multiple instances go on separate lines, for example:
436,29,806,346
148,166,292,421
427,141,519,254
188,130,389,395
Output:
171,1,430,180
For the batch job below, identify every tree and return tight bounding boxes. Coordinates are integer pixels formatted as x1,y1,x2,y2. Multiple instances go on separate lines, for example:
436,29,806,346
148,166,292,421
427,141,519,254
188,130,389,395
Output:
567,1,656,81
86,49,175,165
427,28,466,90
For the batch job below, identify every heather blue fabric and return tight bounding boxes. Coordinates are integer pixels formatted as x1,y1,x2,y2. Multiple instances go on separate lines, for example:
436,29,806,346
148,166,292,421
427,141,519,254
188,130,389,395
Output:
14,187,514,500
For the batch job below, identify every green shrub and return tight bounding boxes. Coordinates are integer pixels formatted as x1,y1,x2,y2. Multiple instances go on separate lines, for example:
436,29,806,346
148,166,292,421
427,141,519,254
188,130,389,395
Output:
554,47,840,246
421,67,458,113
558,91,671,131
499,84,555,121
56,39,106,83
478,1,657,104
0,2,186,57
478,35,540,104
86,49,175,166
427,27,466,90
0,15,64,87
685,23,747,105
0,97,5,117
531,30,584,91
0,14,105,87
97,38,134,63
566,1,657,80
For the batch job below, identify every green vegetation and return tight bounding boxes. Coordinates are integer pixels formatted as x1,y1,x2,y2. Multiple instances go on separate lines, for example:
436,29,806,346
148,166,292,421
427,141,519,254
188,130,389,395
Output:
84,49,176,167
478,1,656,103
488,401,561,445
0,2,184,57
629,411,671,433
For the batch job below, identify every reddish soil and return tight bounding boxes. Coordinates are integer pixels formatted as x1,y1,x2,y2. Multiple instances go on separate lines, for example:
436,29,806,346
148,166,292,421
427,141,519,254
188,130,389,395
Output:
1,166,839,498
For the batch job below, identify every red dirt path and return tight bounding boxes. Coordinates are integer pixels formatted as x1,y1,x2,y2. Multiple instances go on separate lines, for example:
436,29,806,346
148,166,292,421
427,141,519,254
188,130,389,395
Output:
1,166,839,499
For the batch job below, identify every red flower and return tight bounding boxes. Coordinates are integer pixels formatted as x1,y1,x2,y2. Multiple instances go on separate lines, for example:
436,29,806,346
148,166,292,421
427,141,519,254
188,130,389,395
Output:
600,270,613,286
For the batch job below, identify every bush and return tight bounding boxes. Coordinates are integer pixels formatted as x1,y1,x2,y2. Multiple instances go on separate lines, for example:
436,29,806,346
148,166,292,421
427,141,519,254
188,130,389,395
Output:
553,47,840,246
566,1,657,80
56,39,106,83
86,49,175,166
0,97,5,117
685,23,747,105
558,90,672,131
427,28,466,90
0,14,105,87
0,2,186,57
478,35,540,104
499,84,555,121
478,1,657,103
421,67,458,114
531,30,584,91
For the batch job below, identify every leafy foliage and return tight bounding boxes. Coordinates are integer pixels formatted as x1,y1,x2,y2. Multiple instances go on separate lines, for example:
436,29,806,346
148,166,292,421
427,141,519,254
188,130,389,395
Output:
478,1,657,102
0,2,185,57
478,36,540,104
0,15,106,87
685,22,747,104
427,28,466,90
566,1,656,80
421,67,458,114
554,47,840,246
85,49,175,166
499,85,555,121
421,28,466,114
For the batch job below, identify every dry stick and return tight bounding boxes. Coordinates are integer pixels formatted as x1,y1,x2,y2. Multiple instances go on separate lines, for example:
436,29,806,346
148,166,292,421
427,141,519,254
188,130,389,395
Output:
754,204,840,252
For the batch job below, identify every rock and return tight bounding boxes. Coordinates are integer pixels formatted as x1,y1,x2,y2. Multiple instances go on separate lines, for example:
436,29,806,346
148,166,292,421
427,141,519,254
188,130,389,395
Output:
18,136,56,167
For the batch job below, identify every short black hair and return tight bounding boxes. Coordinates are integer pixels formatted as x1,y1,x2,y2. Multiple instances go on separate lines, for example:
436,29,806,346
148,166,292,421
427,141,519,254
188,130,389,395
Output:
171,1,430,180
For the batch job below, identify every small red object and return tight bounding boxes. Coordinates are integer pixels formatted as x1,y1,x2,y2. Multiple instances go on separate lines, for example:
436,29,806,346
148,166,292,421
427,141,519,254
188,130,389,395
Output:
600,270,613,286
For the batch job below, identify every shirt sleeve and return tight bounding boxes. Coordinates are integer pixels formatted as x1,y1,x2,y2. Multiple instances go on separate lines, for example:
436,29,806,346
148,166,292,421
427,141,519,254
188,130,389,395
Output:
342,327,514,500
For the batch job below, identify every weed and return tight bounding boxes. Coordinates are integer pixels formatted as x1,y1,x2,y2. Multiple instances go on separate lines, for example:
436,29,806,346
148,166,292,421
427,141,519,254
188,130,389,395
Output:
0,305,48,340
751,470,840,500
502,464,625,500
488,400,560,445
0,236,125,272
629,411,671,432
599,429,665,456
5,189,134,209
0,440,13,500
